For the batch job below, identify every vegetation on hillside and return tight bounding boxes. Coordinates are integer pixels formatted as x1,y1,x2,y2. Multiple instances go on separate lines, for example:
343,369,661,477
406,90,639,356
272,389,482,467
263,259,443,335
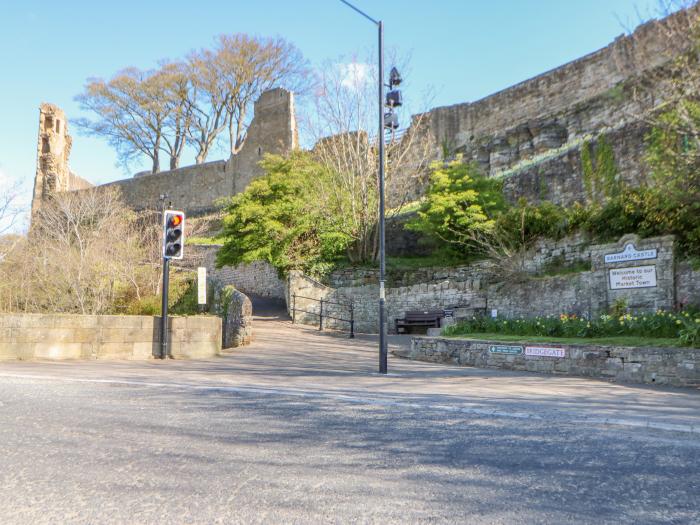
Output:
0,188,194,315
216,152,351,277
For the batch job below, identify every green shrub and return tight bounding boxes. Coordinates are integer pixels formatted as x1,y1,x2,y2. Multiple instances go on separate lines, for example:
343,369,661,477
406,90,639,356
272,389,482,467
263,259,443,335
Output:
407,158,506,255
496,198,570,244
217,152,351,277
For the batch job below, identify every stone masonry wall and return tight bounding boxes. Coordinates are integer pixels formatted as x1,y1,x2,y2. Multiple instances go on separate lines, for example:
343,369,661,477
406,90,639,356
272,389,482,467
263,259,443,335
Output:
425,8,694,165
36,89,296,219
288,271,486,334
403,337,700,388
295,234,680,333
0,314,221,360
186,245,285,299
105,160,229,214
677,262,700,309
501,120,650,206
488,234,676,318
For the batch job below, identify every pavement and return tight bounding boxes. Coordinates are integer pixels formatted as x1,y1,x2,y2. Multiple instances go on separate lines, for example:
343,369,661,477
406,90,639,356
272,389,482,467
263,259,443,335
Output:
0,300,699,523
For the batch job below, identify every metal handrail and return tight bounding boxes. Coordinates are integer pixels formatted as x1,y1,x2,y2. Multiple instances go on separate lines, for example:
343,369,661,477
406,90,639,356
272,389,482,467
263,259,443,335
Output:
291,293,355,338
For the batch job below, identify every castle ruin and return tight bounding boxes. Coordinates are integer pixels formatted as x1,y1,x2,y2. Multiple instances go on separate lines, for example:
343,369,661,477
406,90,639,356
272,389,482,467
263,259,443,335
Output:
31,88,297,217
31,104,92,217
30,8,696,218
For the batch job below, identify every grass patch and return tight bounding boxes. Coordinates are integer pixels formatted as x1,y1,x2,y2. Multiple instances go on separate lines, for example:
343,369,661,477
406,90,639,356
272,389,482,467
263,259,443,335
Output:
442,332,685,348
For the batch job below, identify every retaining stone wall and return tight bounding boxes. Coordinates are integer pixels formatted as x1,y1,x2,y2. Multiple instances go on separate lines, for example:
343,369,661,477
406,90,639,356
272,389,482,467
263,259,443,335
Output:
0,314,221,360
289,271,486,334
677,262,700,309
402,337,700,388
186,245,285,299
295,234,681,333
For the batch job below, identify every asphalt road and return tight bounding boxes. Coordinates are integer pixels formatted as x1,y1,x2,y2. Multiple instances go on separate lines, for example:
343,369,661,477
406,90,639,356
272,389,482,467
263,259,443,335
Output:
0,305,699,524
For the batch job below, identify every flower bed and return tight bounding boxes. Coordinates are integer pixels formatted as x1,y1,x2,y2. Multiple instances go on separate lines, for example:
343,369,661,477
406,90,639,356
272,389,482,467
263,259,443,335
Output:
443,310,700,348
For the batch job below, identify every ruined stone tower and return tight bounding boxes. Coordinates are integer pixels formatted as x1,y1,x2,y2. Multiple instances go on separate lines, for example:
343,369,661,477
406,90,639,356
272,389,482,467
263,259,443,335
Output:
31,103,92,217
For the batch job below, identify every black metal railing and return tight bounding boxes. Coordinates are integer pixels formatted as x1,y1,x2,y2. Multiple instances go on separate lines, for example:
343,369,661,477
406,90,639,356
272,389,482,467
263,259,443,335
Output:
291,293,355,338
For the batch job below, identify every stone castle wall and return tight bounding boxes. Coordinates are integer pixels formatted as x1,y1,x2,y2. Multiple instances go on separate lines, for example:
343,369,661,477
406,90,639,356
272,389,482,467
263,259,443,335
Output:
34,89,296,217
425,8,693,169
104,160,228,214
414,7,696,206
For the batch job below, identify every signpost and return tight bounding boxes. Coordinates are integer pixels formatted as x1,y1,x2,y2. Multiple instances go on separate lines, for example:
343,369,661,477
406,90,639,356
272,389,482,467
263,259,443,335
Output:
197,267,207,307
489,345,523,355
604,243,657,264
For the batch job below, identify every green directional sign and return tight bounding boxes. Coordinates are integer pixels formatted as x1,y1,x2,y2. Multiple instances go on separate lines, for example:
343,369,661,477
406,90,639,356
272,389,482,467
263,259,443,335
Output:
489,345,523,355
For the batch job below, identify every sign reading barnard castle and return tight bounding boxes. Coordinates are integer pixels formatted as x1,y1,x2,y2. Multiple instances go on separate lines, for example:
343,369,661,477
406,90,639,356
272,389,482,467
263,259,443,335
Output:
604,243,657,264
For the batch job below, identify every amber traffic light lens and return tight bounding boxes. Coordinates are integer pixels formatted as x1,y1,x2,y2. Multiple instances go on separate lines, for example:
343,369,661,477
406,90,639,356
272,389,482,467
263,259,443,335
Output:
169,215,182,227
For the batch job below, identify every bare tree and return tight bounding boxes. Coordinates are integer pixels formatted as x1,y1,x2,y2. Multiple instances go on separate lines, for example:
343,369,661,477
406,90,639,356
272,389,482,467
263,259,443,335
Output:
185,49,230,164
159,62,194,170
216,34,311,155
0,179,23,239
184,34,311,163
308,56,434,263
0,188,160,314
75,68,172,173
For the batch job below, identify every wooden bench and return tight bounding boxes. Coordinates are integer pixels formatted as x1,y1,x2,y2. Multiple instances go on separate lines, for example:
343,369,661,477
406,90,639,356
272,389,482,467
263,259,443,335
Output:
395,310,445,334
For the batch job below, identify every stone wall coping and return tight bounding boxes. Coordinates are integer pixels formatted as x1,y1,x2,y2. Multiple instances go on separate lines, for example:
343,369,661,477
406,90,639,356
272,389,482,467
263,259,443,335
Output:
416,335,700,354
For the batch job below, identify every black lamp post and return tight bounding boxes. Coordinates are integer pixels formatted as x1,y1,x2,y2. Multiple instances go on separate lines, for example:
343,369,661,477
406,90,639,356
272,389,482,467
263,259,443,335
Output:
339,0,402,374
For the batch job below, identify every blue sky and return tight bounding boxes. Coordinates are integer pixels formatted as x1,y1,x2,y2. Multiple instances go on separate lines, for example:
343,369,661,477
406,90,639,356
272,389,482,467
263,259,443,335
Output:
0,0,665,228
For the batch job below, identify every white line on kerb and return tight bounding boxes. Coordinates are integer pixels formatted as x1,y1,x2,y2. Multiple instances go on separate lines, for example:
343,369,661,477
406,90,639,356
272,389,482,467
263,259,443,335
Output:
0,372,697,436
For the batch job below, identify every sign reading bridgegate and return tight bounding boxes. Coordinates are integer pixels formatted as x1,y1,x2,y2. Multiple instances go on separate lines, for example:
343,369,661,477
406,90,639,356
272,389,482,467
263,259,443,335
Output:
609,265,657,290
525,346,566,358
604,243,657,264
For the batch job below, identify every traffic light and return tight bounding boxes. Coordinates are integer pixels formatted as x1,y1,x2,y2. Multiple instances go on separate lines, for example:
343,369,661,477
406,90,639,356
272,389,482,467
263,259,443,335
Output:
163,210,185,260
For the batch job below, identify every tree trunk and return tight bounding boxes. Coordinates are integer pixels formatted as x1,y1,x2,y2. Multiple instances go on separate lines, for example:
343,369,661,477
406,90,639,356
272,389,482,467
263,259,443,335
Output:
152,135,161,173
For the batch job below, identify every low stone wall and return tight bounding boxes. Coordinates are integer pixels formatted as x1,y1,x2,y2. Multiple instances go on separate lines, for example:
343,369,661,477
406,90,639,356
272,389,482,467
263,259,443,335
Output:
402,336,700,388
0,314,221,360
216,287,253,349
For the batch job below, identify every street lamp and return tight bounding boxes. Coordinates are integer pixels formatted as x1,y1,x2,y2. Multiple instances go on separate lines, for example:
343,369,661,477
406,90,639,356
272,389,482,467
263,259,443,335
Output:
339,0,402,374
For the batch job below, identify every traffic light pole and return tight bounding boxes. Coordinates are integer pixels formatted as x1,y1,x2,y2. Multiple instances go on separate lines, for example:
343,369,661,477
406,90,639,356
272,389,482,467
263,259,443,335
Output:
160,257,170,359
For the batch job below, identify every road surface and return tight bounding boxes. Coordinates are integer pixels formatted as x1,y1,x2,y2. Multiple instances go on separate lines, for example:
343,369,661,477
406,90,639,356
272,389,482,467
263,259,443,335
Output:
0,302,698,523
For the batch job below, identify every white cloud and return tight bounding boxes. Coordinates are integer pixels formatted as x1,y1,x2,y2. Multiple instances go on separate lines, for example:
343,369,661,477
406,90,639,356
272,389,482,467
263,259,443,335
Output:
338,62,372,92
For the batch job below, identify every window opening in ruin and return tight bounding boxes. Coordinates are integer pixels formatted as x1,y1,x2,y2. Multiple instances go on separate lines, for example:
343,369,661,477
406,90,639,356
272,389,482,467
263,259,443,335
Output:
42,137,50,153
56,119,61,133
45,116,54,130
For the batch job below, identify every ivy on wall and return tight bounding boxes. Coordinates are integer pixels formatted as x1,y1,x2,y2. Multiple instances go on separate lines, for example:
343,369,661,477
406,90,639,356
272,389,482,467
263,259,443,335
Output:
581,134,619,202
